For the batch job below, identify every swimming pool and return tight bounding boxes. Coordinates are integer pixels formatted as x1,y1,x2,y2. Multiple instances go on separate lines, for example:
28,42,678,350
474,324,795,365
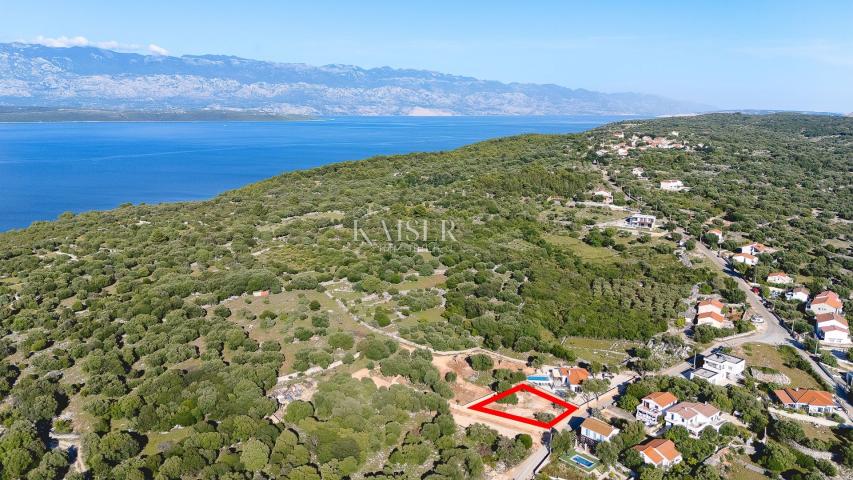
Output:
571,454,596,469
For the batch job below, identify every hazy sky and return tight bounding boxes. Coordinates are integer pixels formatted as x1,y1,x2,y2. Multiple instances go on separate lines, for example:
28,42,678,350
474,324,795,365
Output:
3,1,853,112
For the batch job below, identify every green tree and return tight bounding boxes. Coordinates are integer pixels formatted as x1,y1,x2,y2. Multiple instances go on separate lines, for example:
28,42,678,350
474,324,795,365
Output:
241,438,270,471
468,354,494,372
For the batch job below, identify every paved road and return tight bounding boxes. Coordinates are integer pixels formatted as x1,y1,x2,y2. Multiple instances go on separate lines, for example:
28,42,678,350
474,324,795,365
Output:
694,241,790,345
512,444,550,480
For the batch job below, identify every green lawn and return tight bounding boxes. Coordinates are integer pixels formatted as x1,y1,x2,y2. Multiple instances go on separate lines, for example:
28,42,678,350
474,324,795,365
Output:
543,234,619,263
142,427,192,455
559,450,599,472
561,336,637,366
737,343,822,390
724,455,769,480
796,420,838,442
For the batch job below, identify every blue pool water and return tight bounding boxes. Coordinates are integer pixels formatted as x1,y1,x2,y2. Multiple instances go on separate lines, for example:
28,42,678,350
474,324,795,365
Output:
0,115,634,231
571,454,596,469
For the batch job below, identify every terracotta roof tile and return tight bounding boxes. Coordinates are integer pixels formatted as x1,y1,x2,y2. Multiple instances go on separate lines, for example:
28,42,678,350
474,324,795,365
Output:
581,417,615,437
815,313,848,326
697,311,726,323
813,291,843,309
634,439,680,464
643,391,678,407
774,388,834,407
698,299,724,309
667,402,720,420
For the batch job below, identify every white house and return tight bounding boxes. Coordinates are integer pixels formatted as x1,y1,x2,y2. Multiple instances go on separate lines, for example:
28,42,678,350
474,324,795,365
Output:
786,287,810,303
774,388,837,415
633,439,682,468
696,311,726,327
591,189,613,204
739,243,767,255
703,352,746,380
766,272,793,285
815,312,850,344
696,298,724,315
626,214,656,229
579,417,619,446
659,179,685,191
695,298,726,327
547,367,589,392
636,391,679,426
706,229,724,244
664,402,723,436
689,367,725,384
632,167,645,177
731,252,758,266
809,291,844,315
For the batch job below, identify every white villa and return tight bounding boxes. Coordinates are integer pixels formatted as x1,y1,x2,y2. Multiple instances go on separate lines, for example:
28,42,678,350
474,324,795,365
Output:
692,352,746,385
659,179,685,191
634,439,682,468
739,243,767,255
636,391,679,426
786,287,810,303
731,252,758,266
706,229,724,244
774,388,837,415
664,402,724,436
626,213,656,229
695,298,727,328
697,298,724,315
767,272,793,285
547,367,589,392
815,312,850,344
579,417,619,446
809,291,844,315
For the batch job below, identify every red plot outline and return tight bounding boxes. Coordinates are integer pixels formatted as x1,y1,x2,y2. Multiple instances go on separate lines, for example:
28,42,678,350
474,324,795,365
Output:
468,383,578,429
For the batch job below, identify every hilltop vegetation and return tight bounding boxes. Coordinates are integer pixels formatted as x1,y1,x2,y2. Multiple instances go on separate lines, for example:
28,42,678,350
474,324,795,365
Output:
0,113,850,479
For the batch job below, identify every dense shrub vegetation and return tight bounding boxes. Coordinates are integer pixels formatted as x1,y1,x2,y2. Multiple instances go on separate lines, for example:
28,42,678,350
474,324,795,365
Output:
0,113,850,478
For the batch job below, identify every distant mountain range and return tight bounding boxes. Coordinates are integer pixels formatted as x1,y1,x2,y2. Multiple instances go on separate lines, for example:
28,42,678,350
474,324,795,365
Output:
0,42,711,116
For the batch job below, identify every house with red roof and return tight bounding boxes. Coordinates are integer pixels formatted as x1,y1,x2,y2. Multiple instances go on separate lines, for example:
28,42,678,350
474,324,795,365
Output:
706,229,724,244
636,391,679,426
809,291,844,315
696,299,728,328
633,439,682,468
739,243,767,255
664,402,724,436
774,388,837,415
731,252,758,266
548,366,589,392
697,299,724,315
815,312,850,344
579,417,619,446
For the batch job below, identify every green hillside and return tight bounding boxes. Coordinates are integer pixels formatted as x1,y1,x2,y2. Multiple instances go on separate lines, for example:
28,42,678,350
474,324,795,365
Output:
0,113,850,479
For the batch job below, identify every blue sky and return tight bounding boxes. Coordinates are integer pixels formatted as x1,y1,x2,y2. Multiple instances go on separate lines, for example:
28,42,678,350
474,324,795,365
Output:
3,1,853,112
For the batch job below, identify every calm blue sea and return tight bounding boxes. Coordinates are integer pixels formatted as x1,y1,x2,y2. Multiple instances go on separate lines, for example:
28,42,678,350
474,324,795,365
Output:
0,116,630,231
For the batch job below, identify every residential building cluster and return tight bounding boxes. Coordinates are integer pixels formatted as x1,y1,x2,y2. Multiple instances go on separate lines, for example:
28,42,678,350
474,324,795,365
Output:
595,132,695,159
